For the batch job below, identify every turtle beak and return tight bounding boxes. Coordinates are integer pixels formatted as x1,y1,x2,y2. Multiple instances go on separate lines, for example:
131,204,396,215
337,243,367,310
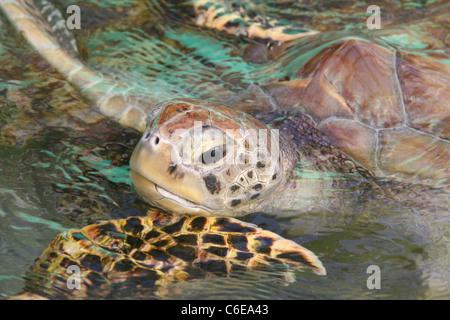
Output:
130,129,211,215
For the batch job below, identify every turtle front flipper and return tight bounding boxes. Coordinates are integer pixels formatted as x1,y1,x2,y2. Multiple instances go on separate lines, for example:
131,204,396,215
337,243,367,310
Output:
17,210,325,299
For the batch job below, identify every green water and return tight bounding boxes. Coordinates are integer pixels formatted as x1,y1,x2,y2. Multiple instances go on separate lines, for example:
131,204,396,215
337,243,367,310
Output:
0,0,448,299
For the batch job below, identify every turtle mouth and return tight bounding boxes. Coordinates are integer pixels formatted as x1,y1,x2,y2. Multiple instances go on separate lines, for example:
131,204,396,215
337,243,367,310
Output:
155,184,202,208
130,170,213,214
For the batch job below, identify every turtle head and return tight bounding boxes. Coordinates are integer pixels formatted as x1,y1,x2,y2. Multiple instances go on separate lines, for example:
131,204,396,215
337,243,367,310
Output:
130,99,286,217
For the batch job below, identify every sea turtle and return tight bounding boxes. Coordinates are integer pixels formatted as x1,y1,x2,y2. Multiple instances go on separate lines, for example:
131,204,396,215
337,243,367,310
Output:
1,0,449,299
2,0,329,299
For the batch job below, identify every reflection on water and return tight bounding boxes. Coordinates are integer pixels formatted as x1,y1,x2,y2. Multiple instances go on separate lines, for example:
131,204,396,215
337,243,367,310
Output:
0,0,449,299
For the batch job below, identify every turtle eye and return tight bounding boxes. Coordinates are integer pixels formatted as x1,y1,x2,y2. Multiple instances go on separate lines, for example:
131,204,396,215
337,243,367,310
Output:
200,146,226,165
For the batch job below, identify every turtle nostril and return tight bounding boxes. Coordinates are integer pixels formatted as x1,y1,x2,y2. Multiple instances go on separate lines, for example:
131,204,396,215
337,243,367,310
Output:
143,132,160,145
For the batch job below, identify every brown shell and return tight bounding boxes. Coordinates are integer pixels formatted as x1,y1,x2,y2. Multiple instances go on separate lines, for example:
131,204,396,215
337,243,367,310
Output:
16,210,324,299
265,38,450,186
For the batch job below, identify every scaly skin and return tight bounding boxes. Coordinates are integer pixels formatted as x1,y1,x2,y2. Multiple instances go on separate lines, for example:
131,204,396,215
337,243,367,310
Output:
13,210,325,299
